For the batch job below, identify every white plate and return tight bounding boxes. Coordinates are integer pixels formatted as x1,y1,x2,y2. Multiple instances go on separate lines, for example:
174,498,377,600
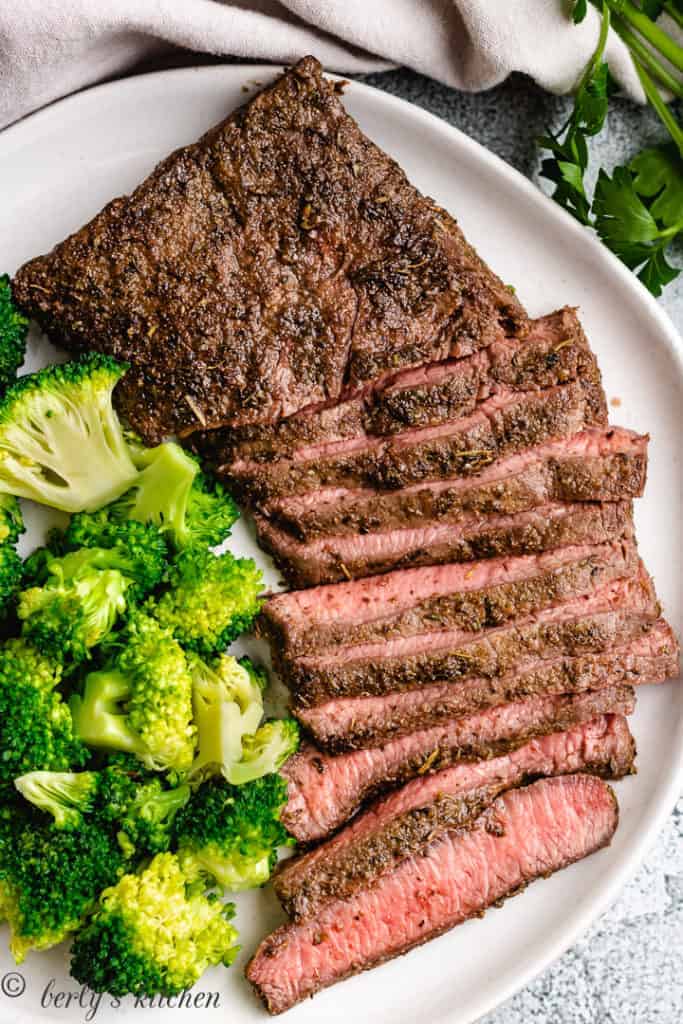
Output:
0,65,681,1024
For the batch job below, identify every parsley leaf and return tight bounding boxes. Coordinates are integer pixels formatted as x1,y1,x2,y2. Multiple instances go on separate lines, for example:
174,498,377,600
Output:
573,0,589,23
630,144,683,228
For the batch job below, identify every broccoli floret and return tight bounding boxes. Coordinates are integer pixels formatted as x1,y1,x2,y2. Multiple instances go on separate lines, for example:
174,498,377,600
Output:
18,549,131,666
15,764,190,856
70,613,196,772
95,441,239,551
0,275,29,393
175,775,292,891
0,354,139,513
189,654,266,782
0,544,22,617
58,514,168,600
149,548,263,655
0,802,128,962
0,493,23,546
0,638,87,792
228,720,300,787
70,852,239,997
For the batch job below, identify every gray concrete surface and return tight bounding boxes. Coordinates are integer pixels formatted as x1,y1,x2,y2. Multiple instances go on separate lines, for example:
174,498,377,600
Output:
357,67,683,1024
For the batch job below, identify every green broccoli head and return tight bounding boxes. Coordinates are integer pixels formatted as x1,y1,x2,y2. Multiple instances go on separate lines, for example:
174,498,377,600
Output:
0,802,128,963
149,548,263,655
175,775,292,891
15,763,190,857
100,441,240,551
226,719,300,787
59,513,168,600
0,543,22,617
0,638,88,792
70,612,196,773
69,852,239,997
189,654,266,782
0,493,23,546
18,548,130,666
0,275,28,393
0,354,139,513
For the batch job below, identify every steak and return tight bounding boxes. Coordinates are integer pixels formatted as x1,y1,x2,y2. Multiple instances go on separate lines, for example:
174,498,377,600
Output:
280,684,635,842
265,426,648,542
260,538,639,657
284,568,658,706
227,378,606,503
296,620,678,750
248,774,620,1013
12,57,524,445
195,307,595,464
274,714,635,920
256,498,633,588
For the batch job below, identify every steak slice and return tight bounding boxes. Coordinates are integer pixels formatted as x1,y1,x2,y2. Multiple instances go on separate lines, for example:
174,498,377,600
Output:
195,307,594,463
280,684,634,843
285,568,658,706
12,57,524,445
274,714,635,920
256,498,632,589
261,538,639,657
248,774,619,1013
266,426,648,542
296,620,678,751
227,378,606,503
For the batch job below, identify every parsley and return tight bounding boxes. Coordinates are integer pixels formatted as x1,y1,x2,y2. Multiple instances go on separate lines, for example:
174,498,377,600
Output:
538,0,683,296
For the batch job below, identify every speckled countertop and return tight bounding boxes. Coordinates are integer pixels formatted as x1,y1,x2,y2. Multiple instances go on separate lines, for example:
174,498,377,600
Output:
357,67,683,1024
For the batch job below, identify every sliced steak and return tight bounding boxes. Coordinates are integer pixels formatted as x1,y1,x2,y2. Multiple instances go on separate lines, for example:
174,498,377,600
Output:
267,427,648,542
256,498,632,588
248,774,619,1013
228,379,607,503
13,57,524,445
280,684,634,843
274,714,634,920
285,567,658,706
196,307,594,463
261,538,639,657
296,620,678,750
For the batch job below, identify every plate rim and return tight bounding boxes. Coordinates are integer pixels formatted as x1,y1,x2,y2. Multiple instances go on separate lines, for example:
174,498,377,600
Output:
1,62,682,1024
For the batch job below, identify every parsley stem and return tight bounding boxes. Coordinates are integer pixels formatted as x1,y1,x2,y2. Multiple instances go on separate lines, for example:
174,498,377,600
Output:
578,1,611,93
634,60,683,158
613,17,683,99
663,2,683,32
605,0,683,73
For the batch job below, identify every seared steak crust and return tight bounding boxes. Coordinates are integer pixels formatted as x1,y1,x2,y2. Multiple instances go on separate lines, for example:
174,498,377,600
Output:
12,57,524,445
248,774,619,1014
275,715,635,920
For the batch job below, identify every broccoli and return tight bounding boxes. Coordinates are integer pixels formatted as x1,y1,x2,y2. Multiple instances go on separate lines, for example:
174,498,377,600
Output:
0,638,87,792
227,719,300,787
175,775,293,891
0,802,128,962
0,354,139,513
0,275,29,393
189,654,266,781
0,493,23,546
92,441,239,551
70,612,196,772
0,544,22,618
149,547,263,655
18,549,131,666
14,762,190,856
70,852,239,997
57,515,168,600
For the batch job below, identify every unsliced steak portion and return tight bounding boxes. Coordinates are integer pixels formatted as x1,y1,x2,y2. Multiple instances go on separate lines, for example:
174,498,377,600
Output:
248,774,619,1013
275,715,634,920
12,57,524,445
280,684,634,842
256,498,632,588
196,307,593,464
285,568,658,706
297,620,678,750
261,538,638,657
267,427,648,542
227,379,606,503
